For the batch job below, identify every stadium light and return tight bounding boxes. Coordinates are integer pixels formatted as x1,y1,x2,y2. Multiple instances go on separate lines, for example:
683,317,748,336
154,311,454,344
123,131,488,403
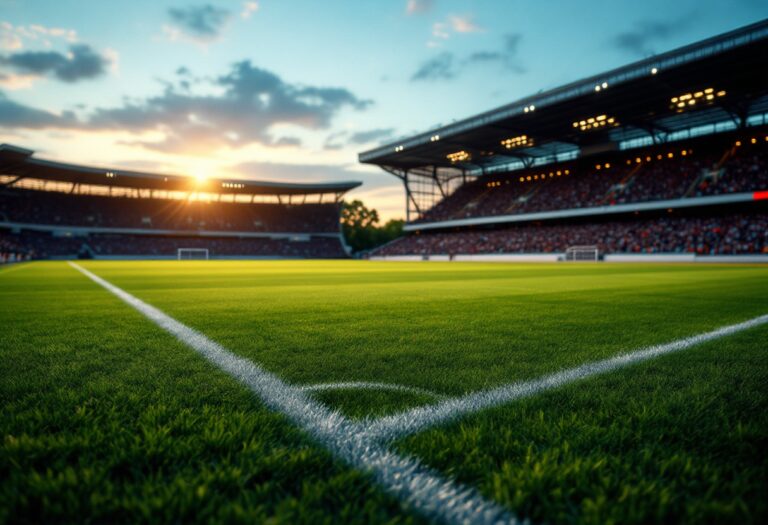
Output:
501,135,533,149
447,150,471,163
573,114,617,132
519,168,569,183
670,88,725,112
651,67,658,75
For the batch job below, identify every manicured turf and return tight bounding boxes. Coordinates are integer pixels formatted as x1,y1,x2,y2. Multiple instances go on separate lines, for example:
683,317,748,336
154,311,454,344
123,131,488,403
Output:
1,260,767,524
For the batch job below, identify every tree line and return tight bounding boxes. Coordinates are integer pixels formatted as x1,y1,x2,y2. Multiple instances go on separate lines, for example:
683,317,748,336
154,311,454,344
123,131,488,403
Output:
341,200,404,254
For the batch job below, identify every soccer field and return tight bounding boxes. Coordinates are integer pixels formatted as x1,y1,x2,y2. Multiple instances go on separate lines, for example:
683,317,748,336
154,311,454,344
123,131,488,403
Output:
2,260,767,524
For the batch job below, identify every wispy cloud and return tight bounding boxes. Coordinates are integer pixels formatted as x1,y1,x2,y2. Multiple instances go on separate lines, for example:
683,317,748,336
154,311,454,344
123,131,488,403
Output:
465,33,525,73
413,34,525,82
406,0,434,16
240,2,259,19
449,15,482,34
0,22,78,51
165,4,232,44
411,52,456,81
348,128,395,145
427,14,483,47
274,136,301,147
611,18,691,57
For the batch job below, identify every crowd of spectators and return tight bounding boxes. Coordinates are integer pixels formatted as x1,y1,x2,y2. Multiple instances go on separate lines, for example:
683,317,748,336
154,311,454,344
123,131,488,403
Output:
416,140,767,223
376,214,768,256
0,233,34,264
0,189,341,233
693,150,768,196
6,230,347,259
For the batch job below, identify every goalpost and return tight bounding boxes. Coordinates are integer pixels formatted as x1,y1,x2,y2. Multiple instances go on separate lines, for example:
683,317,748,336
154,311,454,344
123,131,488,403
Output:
565,245,599,262
177,248,209,261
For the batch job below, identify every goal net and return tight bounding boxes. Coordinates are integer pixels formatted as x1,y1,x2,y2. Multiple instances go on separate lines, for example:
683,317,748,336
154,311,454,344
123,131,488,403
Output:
565,245,599,262
177,248,209,260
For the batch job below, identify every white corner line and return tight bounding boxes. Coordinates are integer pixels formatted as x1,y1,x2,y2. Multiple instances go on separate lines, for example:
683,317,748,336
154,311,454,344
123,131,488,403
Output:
301,381,446,400
67,262,522,525
363,312,768,441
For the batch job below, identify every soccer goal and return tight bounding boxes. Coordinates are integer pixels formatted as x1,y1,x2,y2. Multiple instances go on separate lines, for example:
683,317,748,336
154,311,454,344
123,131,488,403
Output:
177,248,209,260
565,245,599,262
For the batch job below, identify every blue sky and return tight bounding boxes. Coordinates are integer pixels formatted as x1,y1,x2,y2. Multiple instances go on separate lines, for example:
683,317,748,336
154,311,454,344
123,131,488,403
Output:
1,0,766,220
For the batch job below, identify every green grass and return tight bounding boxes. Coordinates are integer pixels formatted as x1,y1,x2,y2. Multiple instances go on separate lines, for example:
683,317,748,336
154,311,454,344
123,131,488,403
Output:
1,260,767,524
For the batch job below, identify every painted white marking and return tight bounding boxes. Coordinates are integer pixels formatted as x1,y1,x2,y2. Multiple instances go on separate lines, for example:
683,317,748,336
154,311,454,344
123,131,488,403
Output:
301,381,445,399
363,313,768,441
68,262,519,525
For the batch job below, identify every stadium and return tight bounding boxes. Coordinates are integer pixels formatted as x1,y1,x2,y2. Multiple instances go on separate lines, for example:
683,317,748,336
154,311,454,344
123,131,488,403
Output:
361,20,768,263
2,7,768,525
0,144,358,262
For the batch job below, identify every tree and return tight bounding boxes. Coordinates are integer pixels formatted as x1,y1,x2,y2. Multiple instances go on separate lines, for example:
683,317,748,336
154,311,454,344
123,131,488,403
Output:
341,200,403,253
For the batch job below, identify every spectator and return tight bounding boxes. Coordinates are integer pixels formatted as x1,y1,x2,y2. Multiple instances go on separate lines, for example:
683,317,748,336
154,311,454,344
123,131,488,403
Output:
375,214,768,256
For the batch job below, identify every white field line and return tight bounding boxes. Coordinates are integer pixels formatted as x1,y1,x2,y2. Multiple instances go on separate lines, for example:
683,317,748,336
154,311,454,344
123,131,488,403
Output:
363,312,768,441
301,381,445,399
68,262,520,525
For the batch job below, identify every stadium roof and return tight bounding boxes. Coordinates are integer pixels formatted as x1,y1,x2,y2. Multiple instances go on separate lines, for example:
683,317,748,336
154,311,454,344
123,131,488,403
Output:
359,19,768,173
0,144,361,196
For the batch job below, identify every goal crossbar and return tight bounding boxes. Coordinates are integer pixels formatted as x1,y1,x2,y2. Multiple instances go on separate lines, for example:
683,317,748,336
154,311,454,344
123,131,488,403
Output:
177,248,209,260
565,245,599,262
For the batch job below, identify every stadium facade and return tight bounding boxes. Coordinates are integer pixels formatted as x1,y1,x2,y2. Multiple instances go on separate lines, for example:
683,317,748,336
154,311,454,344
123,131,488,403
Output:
0,145,360,261
360,20,768,261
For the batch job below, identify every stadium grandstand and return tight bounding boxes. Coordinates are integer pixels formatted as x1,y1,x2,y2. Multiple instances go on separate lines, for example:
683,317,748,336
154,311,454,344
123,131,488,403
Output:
360,20,768,262
0,145,360,261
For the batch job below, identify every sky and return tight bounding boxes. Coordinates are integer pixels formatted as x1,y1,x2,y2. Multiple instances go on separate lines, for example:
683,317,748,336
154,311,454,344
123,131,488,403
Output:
0,1,766,221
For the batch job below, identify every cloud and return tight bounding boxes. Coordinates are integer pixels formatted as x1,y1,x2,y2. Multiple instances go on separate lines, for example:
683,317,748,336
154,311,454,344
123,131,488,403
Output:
348,128,395,145
448,15,482,33
274,136,301,147
0,91,77,128
406,0,433,15
0,72,38,90
465,33,525,73
86,60,372,153
241,1,259,19
166,4,232,43
0,22,78,51
323,130,347,150
611,19,688,57
411,52,456,81
0,23,23,51
427,14,482,47
0,59,372,154
413,34,525,81
431,22,450,40
0,44,113,83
